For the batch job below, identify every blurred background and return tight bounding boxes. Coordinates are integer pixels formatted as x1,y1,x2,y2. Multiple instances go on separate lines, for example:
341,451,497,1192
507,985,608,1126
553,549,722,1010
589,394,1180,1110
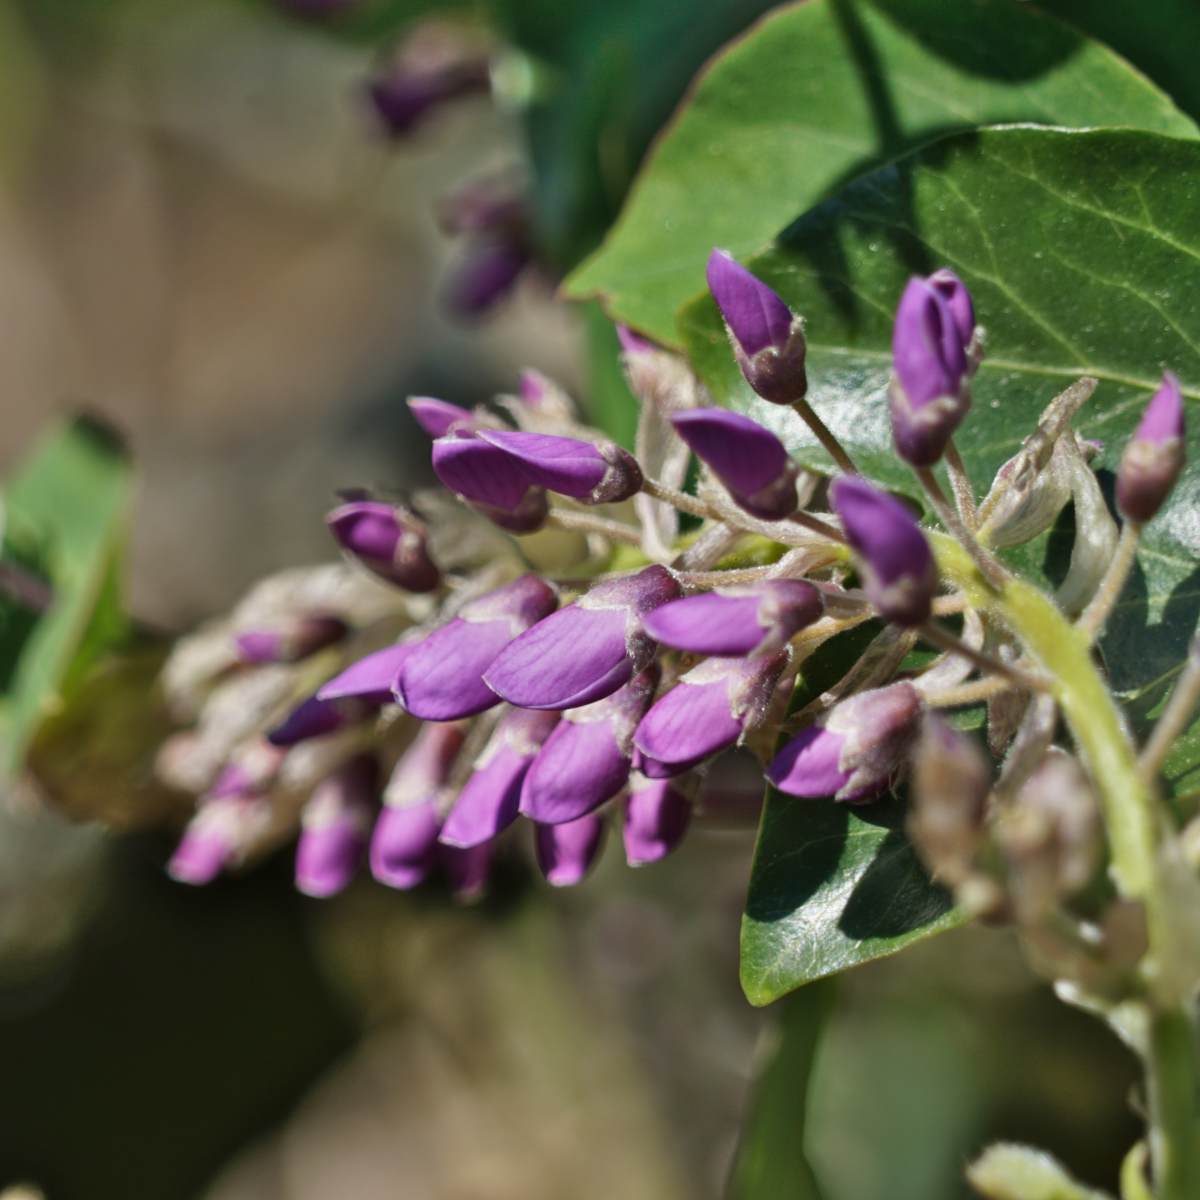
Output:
0,1,1146,1196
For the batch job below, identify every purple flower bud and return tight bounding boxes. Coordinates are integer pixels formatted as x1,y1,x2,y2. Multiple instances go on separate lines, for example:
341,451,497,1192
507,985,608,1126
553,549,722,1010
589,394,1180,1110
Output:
616,324,655,357
631,749,685,780
633,652,788,776
890,277,970,466
484,565,681,710
669,407,798,519
408,395,475,438
519,669,657,824
476,429,643,505
366,57,489,139
431,434,548,532
518,369,552,407
641,580,822,657
317,642,416,704
1116,371,1186,523
534,814,606,887
295,755,377,897
436,182,525,239
623,777,691,866
235,615,348,665
768,681,922,803
267,693,377,748
370,723,464,889
395,575,557,720
706,249,807,404
831,476,937,627
445,240,529,317
440,708,559,847
326,501,441,592
439,840,494,901
928,269,976,360
168,796,268,886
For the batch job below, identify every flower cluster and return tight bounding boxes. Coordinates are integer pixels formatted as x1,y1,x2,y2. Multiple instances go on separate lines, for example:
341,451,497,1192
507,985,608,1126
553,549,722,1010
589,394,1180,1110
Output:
156,249,1185,909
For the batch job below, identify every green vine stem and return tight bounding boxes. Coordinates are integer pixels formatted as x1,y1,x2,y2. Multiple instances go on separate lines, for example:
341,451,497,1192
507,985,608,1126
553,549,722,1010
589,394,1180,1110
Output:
933,533,1200,1200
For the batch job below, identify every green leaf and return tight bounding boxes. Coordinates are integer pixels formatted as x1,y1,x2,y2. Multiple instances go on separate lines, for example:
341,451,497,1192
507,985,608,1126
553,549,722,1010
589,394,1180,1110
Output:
0,416,133,775
565,0,1195,345
727,980,834,1199
740,624,962,1005
581,300,639,447
679,126,1200,797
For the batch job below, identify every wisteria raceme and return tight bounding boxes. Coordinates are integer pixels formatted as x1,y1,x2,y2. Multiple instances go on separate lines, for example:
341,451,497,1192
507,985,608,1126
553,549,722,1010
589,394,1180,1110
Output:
154,262,1187,919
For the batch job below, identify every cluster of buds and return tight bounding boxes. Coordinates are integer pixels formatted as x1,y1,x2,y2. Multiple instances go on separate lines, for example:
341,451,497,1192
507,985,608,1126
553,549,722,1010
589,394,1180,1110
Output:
156,247,1187,919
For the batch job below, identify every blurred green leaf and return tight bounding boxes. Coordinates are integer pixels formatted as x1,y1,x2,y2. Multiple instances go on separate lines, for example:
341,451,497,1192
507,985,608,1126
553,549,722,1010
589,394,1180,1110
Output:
582,300,638,448
741,624,961,1005
967,1142,1113,1200
679,126,1200,800
0,415,133,775
565,0,1195,345
727,980,833,1199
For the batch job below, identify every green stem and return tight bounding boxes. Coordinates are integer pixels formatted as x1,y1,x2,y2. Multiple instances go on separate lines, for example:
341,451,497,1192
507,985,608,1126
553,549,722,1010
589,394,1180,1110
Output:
1149,1011,1200,1200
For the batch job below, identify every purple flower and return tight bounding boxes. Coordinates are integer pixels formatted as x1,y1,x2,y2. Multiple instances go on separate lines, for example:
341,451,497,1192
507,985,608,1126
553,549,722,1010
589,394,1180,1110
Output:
476,429,643,505
168,796,268,886
928,269,976,359
235,615,348,665
369,723,464,888
831,476,937,627
534,814,606,887
670,408,798,519
890,276,971,466
295,755,377,897
267,693,377,748
633,652,788,776
440,708,559,847
408,395,475,438
395,575,557,720
445,240,530,317
366,58,489,139
768,681,922,803
641,580,822,656
1117,371,1186,523
326,501,441,591
623,778,691,866
317,642,416,704
431,433,548,532
519,669,657,824
706,249,807,404
616,324,655,357
484,565,680,710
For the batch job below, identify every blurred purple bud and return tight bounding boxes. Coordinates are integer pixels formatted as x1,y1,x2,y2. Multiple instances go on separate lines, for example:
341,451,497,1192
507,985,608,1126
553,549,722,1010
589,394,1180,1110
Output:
518,369,551,407
519,669,657,824
209,741,285,799
484,565,680,710
670,407,798,518
624,777,691,866
235,614,348,665
706,249,807,404
1117,371,1186,523
768,681,922,803
831,476,937,627
634,652,787,775
295,755,377,897
369,800,441,889
396,575,557,720
616,324,655,357
928,269,976,357
445,240,529,317
890,277,970,466
534,814,606,886
317,642,415,704
408,395,475,438
366,56,489,139
168,796,267,886
477,428,643,504
439,839,494,901
432,433,547,531
267,693,377,748
326,501,441,591
440,708,559,847
641,580,822,657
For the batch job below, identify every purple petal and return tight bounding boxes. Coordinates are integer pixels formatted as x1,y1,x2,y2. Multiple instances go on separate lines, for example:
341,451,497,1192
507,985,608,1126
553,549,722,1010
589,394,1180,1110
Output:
326,501,440,591
616,324,655,356
235,630,284,664
295,756,376,897
384,723,465,808
706,249,792,356
318,642,415,703
671,408,789,495
624,779,691,866
445,240,529,317
631,749,692,779
534,814,606,886
928,269,975,351
1137,371,1185,444
369,800,441,889
267,694,375,747
440,745,529,847
168,820,232,886
634,676,742,770
432,433,536,511
1117,371,1187,522
408,395,474,437
519,715,631,824
768,725,851,798
477,429,607,498
831,476,936,626
235,615,347,665
892,277,967,407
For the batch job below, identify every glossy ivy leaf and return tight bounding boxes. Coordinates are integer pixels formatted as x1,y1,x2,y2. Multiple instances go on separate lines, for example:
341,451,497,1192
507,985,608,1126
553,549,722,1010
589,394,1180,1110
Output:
727,979,833,1199
740,624,961,1005
0,416,133,775
679,125,1200,796
565,0,1195,345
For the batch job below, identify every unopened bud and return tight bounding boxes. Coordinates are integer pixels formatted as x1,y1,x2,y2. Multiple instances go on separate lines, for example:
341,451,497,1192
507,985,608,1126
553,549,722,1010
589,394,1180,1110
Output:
326,501,441,592
1116,371,1185,524
235,614,348,665
476,429,643,505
